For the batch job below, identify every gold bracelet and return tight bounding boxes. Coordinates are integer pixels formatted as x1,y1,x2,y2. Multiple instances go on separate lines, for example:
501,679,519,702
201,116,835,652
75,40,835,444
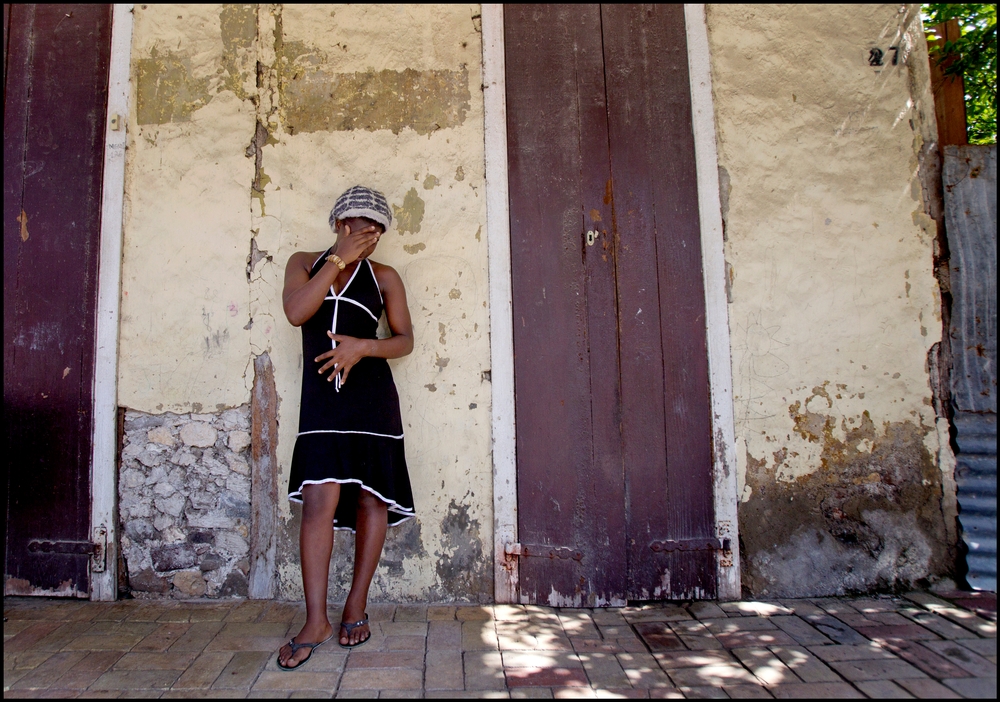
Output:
326,254,346,271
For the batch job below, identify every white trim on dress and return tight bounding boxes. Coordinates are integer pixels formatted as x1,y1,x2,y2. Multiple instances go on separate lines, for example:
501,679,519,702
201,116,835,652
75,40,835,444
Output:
288,478,416,533
297,428,404,440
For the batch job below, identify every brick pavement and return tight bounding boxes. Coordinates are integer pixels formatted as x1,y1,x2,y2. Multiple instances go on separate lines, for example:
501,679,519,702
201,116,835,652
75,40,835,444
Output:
3,591,995,698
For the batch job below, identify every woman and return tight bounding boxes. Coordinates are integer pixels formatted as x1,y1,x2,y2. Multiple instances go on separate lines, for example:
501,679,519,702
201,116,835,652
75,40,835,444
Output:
277,185,415,670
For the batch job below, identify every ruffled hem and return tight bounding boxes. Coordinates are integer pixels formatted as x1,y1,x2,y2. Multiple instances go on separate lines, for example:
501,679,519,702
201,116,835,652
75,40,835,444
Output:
288,431,414,532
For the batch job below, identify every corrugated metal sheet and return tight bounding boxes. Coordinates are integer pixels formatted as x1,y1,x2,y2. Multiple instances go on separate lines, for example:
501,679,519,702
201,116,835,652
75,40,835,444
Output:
944,145,997,591
953,412,997,591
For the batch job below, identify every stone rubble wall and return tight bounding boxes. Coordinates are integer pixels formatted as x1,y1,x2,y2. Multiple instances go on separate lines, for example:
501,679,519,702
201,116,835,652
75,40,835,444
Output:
119,407,253,598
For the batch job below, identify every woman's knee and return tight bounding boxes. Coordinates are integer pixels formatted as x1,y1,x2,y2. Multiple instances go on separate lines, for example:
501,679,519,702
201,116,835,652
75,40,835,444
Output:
357,488,388,512
301,482,341,521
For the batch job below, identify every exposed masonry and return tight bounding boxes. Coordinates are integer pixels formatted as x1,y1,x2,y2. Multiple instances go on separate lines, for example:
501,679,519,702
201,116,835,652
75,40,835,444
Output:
119,407,252,598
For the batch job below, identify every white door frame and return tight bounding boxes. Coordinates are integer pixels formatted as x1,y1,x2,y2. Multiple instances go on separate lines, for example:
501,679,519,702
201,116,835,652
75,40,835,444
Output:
90,3,134,601
483,3,741,603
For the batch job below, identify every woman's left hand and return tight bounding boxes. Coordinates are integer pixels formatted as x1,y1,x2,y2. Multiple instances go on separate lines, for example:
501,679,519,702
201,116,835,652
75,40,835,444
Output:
315,334,375,386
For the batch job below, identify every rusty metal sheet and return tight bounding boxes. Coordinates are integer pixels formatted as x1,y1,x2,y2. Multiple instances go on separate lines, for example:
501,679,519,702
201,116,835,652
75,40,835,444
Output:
505,4,628,607
4,4,112,597
944,144,997,591
601,4,716,600
945,145,996,414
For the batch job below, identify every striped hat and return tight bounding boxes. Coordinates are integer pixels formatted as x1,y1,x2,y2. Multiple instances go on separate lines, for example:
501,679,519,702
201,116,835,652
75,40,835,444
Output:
329,185,392,232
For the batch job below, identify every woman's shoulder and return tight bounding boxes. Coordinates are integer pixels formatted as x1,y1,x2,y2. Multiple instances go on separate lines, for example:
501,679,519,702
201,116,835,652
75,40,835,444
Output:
368,259,401,279
287,250,326,270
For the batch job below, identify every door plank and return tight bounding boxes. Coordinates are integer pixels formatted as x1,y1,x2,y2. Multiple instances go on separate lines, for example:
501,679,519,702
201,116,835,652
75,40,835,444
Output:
4,4,112,597
506,4,627,605
602,4,716,599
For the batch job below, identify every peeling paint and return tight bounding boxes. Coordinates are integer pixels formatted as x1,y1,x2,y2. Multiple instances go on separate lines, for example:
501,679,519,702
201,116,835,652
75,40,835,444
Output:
393,188,426,235
135,47,211,125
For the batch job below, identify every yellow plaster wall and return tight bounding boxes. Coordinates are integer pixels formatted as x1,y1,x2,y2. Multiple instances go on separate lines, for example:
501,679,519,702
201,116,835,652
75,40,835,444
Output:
706,4,953,595
120,4,492,601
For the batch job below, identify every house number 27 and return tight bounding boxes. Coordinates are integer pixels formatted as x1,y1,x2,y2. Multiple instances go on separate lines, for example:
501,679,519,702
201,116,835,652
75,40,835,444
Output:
869,46,900,67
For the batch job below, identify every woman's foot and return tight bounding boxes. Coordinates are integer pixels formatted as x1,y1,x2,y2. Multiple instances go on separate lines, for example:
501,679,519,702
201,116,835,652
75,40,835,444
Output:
278,620,334,669
339,608,371,646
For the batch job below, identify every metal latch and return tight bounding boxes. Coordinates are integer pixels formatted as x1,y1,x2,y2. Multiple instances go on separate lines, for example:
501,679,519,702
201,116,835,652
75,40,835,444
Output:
27,525,107,572
506,543,584,562
649,537,731,553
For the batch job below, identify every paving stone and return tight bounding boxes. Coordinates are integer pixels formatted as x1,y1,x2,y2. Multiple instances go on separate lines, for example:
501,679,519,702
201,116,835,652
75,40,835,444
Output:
251,669,341,692
665,664,757,687
688,602,727,620
921,639,997,676
379,621,427,637
506,667,589,687
621,606,691,624
425,650,464,691
855,624,941,642
768,617,831,646
725,684,775,698
224,601,270,623
89,668,182,690
211,651,269,689
132,624,193,653
380,635,425,651
807,643,897,662
6,622,75,652
393,605,427,622
652,651,737,669
894,677,963,698
720,602,793,618
954,637,997,657
589,610,627,626
339,667,424,690
827,657,928,681
510,688,554,698
48,651,124,690
171,652,234,689
810,620,870,645
768,646,841,683
854,680,914,698
557,614,600,640
552,689,597,699
456,607,495,622
769,682,864,698
593,689,651,698
8,651,89,689
464,651,507,691
900,610,979,639
331,691,378,698
632,622,685,651
849,598,905,614
827,612,881,628
879,639,972,679
572,638,646,654
731,647,801,685
941,677,997,698
5,650,57,671
675,686,728,698
503,651,581,669
346,650,424,669
428,621,462,650
113,651,199,670
428,605,458,621
496,622,572,652
577,652,630,689
168,621,224,653
462,620,499,651
714,630,797,649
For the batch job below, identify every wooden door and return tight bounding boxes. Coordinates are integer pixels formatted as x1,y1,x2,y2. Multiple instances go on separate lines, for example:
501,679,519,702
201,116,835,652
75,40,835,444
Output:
4,4,113,597
506,4,717,604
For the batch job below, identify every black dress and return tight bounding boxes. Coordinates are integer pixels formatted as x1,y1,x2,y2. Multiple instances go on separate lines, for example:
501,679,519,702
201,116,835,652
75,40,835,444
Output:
288,251,415,531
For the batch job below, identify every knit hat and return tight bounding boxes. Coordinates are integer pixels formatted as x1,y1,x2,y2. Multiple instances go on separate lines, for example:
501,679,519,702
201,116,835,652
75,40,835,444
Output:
329,185,392,232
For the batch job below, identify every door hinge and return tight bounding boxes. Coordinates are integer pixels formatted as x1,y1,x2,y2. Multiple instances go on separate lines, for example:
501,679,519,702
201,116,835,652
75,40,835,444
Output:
27,525,107,572
506,543,584,562
649,537,731,553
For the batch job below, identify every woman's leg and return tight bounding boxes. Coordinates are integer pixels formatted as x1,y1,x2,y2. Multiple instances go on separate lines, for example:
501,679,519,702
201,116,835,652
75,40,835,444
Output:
278,482,341,668
340,488,388,645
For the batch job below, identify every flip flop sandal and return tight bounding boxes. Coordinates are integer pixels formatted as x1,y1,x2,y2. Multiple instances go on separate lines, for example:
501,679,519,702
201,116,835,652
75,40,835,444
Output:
339,613,371,649
276,631,336,671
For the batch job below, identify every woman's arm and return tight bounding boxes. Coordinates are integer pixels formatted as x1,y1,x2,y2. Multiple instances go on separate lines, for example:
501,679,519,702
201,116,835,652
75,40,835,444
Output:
282,224,382,326
315,264,414,385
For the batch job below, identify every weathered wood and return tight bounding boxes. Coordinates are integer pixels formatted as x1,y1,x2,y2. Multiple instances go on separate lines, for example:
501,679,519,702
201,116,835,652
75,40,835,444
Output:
929,21,968,147
505,3,627,606
4,4,112,597
249,353,279,599
602,4,716,600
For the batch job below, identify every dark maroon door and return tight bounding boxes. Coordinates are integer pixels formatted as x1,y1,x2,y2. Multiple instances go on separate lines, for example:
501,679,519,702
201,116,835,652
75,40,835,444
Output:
4,4,112,597
506,4,716,603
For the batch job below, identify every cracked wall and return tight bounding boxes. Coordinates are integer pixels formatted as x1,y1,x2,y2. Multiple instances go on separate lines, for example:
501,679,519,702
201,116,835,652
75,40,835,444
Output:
120,4,491,601
705,5,955,596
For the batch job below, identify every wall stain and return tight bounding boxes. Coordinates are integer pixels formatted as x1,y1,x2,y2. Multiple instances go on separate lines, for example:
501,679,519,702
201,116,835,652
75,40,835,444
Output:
434,500,491,603
739,397,949,597
278,45,471,136
403,242,426,255
423,174,440,190
135,47,212,125
393,188,426,235
219,4,257,100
